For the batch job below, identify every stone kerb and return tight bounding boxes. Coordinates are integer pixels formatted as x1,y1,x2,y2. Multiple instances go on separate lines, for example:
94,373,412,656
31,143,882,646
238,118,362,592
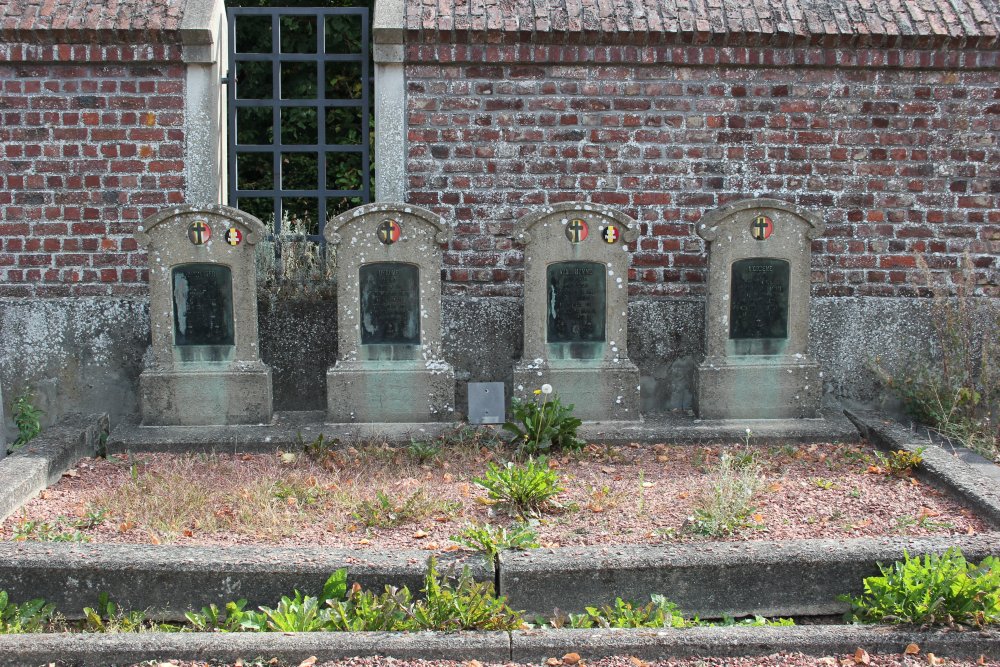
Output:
695,198,825,420
324,203,455,423
512,202,640,421
136,204,273,426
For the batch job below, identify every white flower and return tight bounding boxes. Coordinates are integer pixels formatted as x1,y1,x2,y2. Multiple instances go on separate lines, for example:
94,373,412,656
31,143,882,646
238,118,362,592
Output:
541,384,553,395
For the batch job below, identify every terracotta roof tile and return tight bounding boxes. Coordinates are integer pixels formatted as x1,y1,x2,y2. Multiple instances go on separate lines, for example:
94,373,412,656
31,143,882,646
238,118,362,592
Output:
0,0,186,42
407,0,1000,46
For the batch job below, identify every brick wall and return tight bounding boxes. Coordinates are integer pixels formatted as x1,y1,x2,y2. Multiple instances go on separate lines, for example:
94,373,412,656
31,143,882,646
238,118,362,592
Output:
403,0,1000,299
405,44,1000,299
0,0,189,298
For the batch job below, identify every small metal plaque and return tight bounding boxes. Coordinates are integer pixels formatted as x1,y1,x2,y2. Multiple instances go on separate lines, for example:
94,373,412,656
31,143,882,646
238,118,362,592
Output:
172,264,234,346
565,218,588,243
547,261,606,343
360,262,419,345
468,382,505,424
729,258,789,341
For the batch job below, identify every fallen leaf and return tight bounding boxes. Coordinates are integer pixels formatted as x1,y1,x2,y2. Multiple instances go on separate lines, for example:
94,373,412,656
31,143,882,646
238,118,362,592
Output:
854,648,870,665
916,507,940,520
413,530,428,539
655,455,669,463
910,477,920,486
239,454,253,461
119,521,135,533
149,533,161,545
346,524,358,532
182,529,193,537
904,643,920,656
979,655,987,665
677,492,688,499
444,544,460,552
443,473,454,482
298,658,317,667
422,542,440,550
39,491,51,500
641,481,655,488
546,658,561,667
927,653,941,665
433,516,451,523
628,657,648,667
466,661,483,667
851,519,872,530
768,482,783,492
562,654,581,666
475,497,495,505
357,538,370,545
63,470,79,478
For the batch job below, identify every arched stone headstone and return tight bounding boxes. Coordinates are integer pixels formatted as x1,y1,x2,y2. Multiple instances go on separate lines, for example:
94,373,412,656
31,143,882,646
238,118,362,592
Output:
136,204,273,425
324,203,455,422
512,202,640,421
695,198,825,419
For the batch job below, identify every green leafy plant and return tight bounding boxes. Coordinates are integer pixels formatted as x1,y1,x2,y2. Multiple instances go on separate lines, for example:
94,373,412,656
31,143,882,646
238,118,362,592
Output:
688,452,764,537
840,548,1000,628
473,458,564,516
567,594,688,629
184,599,252,633
504,385,584,456
353,489,459,528
12,518,90,543
871,448,924,476
0,591,56,633
407,438,442,464
875,255,1000,462
9,388,43,453
450,522,539,563
299,433,340,463
402,558,524,631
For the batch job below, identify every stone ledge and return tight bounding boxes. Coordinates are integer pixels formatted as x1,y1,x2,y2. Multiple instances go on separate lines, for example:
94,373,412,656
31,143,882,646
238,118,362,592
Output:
0,542,490,621
0,626,998,667
0,413,109,523
499,534,1000,619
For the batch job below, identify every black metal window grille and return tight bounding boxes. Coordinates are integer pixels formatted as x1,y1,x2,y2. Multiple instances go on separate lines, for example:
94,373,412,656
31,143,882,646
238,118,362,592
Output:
226,6,371,242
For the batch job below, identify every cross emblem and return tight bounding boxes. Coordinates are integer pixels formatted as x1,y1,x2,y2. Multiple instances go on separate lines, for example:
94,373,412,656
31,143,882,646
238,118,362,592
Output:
602,225,619,244
566,218,588,243
751,214,773,241
188,220,211,245
377,219,401,245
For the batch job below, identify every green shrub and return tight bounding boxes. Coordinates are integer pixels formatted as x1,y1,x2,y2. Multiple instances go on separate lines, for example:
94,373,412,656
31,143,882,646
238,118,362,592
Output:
450,522,539,563
9,389,43,453
504,386,584,456
840,548,1000,628
473,458,563,516
0,591,55,633
688,452,764,537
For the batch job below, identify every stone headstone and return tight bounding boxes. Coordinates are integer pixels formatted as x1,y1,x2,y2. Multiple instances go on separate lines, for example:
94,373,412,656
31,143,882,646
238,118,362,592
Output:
0,383,6,456
512,202,640,421
136,204,273,425
324,203,455,422
695,198,825,419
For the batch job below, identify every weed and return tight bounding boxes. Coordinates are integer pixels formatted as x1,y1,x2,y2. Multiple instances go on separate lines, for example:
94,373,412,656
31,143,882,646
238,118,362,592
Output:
688,452,764,537
12,517,90,543
875,255,1000,461
407,438,442,464
353,489,459,528
299,433,339,463
271,479,323,506
184,599,252,632
450,522,539,562
473,458,563,516
870,448,924,476
82,593,151,633
813,477,835,490
503,386,584,456
8,388,43,453
0,591,56,633
840,548,1000,628
849,488,862,499
568,594,688,629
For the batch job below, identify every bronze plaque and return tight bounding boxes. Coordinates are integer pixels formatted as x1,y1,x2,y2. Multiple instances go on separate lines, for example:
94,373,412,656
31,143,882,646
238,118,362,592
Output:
547,261,606,343
360,262,420,345
729,258,789,340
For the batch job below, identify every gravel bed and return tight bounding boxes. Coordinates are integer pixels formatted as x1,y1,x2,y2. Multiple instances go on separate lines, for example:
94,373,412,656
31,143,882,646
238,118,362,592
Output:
126,653,1000,667
2,441,988,549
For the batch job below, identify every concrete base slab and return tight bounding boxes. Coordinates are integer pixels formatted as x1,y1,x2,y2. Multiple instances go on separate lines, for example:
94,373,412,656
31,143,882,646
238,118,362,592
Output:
327,361,456,422
696,357,821,419
510,626,1000,662
139,364,273,426
0,630,511,667
0,413,109,523
513,360,640,421
0,541,490,621
499,534,1000,619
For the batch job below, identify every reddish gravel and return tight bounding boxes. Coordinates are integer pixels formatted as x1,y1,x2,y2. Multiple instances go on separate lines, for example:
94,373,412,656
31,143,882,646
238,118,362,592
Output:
126,653,1000,667
2,441,988,550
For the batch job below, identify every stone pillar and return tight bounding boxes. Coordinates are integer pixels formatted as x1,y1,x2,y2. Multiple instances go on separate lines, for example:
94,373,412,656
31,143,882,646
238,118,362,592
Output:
373,0,405,201
137,204,273,425
512,202,641,421
695,198,825,420
324,203,455,422
0,383,6,456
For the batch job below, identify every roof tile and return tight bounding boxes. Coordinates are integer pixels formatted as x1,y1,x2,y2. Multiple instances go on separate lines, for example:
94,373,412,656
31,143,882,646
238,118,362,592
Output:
408,0,1000,46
